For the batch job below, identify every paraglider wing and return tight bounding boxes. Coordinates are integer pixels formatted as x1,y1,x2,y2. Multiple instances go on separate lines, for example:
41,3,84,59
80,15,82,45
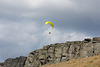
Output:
45,21,54,28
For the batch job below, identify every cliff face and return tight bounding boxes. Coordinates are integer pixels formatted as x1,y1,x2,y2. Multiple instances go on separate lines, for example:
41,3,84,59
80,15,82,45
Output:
24,37,100,67
0,56,27,67
1,37,100,67
40,55,100,67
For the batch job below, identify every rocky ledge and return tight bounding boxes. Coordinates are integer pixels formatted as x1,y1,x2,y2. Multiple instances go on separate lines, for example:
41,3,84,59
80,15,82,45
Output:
1,37,100,67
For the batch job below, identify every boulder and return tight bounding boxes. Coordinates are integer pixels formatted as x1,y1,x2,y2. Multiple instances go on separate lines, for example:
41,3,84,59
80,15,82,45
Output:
93,37,100,43
84,38,91,43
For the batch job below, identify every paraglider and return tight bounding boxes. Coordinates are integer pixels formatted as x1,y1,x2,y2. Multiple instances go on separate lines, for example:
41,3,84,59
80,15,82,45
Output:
49,32,51,34
45,21,54,34
45,21,54,28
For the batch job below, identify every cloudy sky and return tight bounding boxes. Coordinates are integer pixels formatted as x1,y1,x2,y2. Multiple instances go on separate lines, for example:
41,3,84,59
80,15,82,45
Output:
0,0,100,62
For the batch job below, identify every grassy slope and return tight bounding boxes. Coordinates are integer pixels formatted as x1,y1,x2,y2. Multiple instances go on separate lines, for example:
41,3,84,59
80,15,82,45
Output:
41,55,100,67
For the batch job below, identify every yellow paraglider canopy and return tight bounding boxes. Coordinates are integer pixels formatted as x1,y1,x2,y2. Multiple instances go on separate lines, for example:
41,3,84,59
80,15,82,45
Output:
45,21,54,28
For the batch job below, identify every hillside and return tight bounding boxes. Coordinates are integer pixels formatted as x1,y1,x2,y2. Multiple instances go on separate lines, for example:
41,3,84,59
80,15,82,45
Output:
24,37,100,67
40,55,100,67
1,37,100,67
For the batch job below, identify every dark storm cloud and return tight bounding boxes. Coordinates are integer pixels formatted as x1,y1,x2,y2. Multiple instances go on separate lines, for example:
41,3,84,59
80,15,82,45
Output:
44,0,100,36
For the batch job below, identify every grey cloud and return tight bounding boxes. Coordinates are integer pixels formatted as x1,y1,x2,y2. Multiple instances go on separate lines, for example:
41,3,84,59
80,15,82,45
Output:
0,22,41,62
0,0,100,62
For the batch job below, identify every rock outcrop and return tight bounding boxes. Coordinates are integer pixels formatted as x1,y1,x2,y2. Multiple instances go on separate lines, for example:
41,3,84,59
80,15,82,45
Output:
1,37,100,67
24,37,100,67
0,56,27,67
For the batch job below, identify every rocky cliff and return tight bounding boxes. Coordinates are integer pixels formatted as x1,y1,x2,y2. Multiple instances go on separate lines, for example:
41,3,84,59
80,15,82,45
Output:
0,56,27,67
1,37,100,67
